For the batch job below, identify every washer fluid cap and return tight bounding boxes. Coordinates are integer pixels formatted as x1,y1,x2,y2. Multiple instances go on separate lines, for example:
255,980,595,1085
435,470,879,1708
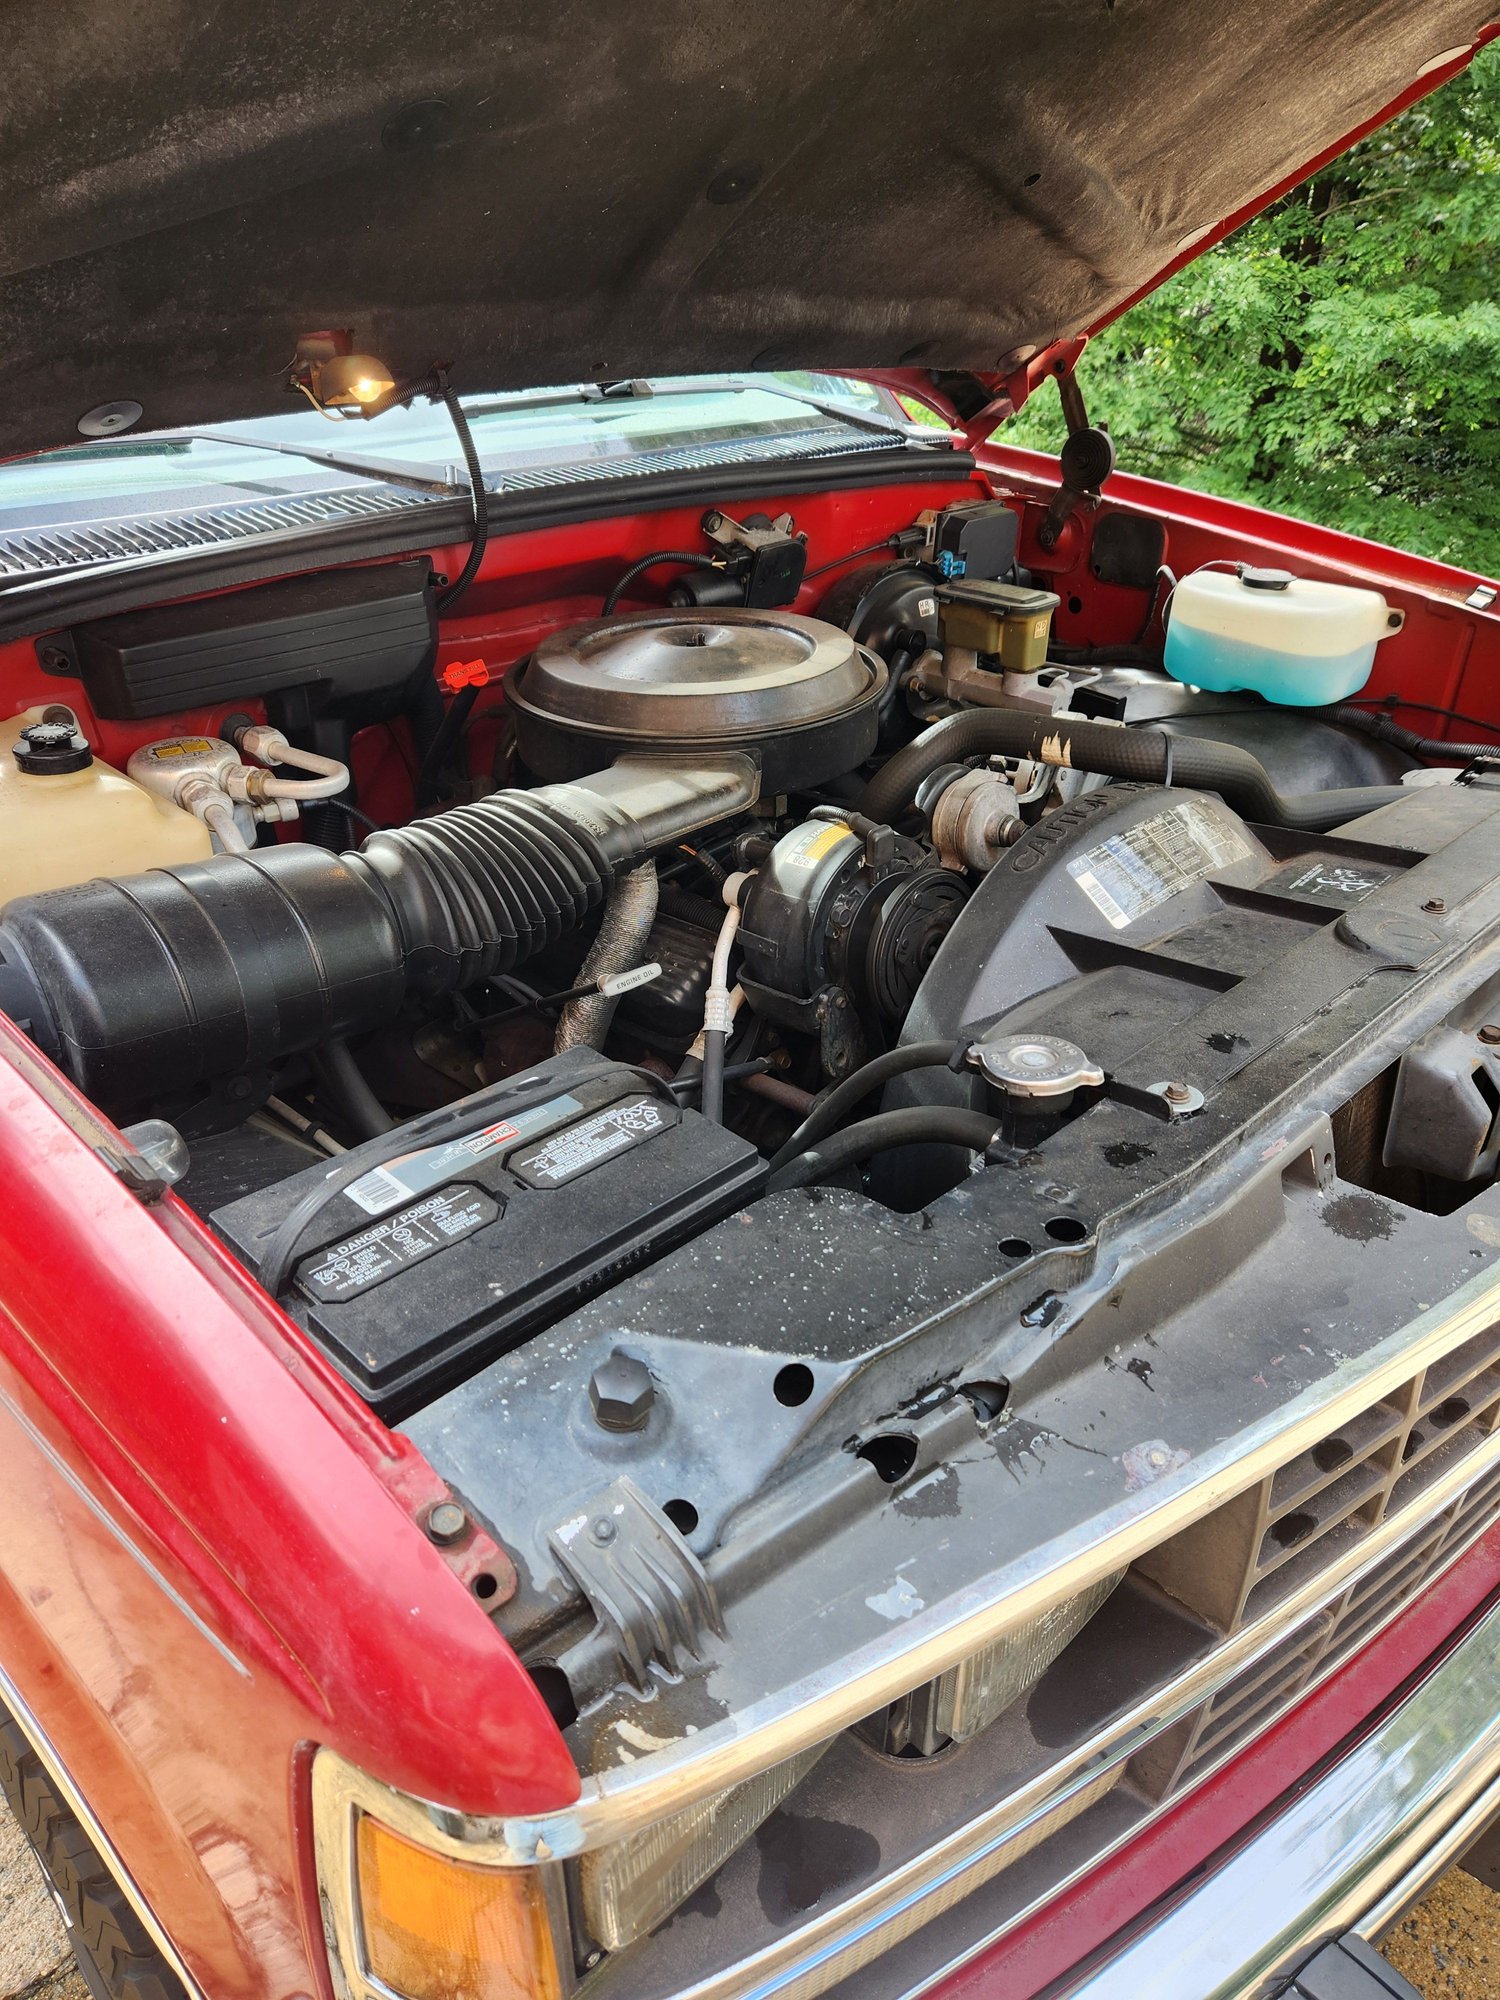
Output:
967,1030,1104,1099
1238,565,1294,591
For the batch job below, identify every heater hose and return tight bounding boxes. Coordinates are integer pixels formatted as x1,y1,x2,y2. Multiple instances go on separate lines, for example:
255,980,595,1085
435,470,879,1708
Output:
859,709,1405,834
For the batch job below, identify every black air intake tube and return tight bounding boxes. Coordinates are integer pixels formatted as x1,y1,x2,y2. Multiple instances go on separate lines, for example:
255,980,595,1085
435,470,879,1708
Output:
0,759,756,1117
860,709,1406,835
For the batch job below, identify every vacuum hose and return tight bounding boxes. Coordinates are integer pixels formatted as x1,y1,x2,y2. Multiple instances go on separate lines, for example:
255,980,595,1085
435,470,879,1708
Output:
0,759,757,1117
860,709,1406,835
1325,705,1500,765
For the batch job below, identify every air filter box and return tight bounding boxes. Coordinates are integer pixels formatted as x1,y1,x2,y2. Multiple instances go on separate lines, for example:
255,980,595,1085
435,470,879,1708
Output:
212,1049,765,1417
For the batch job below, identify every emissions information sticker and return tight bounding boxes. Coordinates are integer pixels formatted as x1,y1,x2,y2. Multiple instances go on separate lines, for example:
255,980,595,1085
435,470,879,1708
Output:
1067,800,1251,931
343,1092,585,1217
297,1186,498,1303
508,1095,671,1188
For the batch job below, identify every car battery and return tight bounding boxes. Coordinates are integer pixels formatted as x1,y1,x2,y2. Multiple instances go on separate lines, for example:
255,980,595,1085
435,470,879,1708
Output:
212,1049,765,1418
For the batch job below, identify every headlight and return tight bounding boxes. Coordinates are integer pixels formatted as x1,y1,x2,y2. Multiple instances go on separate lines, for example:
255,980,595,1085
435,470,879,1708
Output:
577,1739,829,1950
355,1813,564,2000
863,1572,1123,1757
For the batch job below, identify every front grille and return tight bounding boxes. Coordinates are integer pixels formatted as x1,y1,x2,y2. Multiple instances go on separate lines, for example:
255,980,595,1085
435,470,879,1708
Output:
1136,1316,1500,1637
1130,1326,1500,1799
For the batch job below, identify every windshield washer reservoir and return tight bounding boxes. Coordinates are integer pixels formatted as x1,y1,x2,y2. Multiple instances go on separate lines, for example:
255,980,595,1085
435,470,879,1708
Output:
1164,565,1401,707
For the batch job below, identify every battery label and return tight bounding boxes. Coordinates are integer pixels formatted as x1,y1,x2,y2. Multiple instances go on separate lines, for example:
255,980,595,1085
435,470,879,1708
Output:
296,1186,499,1303
508,1095,672,1188
343,1092,585,1216
1067,800,1250,931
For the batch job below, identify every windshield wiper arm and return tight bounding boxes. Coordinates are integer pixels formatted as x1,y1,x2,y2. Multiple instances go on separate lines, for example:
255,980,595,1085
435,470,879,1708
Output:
159,429,479,499
459,378,957,445
707,378,944,442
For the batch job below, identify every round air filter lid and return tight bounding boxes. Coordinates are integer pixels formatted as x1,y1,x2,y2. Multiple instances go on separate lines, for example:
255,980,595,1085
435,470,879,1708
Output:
510,608,882,746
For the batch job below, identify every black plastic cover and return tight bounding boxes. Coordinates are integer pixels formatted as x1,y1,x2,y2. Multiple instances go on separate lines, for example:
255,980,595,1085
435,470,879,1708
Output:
934,500,1020,582
55,558,436,719
1281,1933,1423,2000
212,1049,766,1417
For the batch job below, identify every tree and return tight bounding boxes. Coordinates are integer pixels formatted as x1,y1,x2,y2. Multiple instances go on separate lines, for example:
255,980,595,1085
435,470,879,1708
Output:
1005,46,1500,578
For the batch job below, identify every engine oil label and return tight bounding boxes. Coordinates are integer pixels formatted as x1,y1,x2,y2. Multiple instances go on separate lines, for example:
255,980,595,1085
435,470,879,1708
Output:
343,1092,585,1216
297,1186,499,1302
1067,800,1250,930
508,1094,672,1188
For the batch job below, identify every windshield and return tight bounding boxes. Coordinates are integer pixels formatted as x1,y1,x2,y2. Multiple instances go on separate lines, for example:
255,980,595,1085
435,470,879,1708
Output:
0,374,940,583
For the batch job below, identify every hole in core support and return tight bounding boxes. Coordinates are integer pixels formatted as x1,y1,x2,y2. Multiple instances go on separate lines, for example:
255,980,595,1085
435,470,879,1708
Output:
857,1434,919,1484
774,1362,815,1407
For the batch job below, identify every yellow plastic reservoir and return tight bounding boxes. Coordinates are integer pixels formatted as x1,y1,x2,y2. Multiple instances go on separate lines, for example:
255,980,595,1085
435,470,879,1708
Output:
0,708,212,905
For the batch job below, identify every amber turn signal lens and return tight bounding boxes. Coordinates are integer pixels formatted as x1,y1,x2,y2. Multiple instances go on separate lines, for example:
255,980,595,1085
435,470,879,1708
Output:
356,1814,563,2000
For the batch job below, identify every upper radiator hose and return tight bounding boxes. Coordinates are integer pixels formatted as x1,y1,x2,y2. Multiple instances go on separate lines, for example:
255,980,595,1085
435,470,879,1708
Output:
859,708,1406,835
0,757,756,1116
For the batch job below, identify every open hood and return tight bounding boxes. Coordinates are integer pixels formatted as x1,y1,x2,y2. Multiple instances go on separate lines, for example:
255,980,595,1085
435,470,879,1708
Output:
2,0,1492,458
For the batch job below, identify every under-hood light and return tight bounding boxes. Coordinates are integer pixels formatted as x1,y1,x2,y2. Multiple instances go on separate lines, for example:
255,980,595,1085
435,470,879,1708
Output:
289,329,401,419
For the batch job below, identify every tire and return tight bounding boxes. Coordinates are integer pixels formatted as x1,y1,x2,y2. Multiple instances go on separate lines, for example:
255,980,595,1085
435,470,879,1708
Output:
0,1703,183,2000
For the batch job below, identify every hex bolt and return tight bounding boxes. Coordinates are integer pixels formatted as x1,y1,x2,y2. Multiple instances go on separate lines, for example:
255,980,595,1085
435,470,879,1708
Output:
589,1347,655,1432
1163,1081,1193,1105
590,1517,617,1545
425,1501,469,1547
1422,897,1447,915
1480,1024,1500,1046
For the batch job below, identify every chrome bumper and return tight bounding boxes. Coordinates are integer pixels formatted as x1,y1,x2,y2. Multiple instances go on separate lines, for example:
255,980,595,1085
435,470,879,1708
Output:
1063,1595,1500,1999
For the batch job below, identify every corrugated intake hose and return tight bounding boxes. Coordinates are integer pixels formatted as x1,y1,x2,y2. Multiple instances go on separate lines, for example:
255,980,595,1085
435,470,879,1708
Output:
0,763,755,1117
859,708,1407,833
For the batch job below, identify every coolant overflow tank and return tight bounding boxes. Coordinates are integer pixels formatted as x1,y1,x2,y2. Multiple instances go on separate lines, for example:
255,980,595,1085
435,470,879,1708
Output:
0,707,211,904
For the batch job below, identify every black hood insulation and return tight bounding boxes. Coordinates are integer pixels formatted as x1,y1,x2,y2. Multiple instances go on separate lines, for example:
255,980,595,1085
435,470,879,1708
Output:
0,0,1489,453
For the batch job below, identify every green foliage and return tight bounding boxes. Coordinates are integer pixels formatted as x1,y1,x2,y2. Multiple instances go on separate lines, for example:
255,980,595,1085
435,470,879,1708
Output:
1005,47,1500,577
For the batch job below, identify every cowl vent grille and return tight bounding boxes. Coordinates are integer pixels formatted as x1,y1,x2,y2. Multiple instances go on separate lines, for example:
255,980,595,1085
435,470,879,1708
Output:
0,432,894,579
0,487,433,577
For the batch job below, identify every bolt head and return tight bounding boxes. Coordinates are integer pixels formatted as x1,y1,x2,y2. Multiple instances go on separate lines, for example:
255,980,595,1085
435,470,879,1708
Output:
589,1347,655,1432
1421,897,1447,915
1163,1081,1192,1104
425,1501,469,1546
1480,1024,1500,1046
